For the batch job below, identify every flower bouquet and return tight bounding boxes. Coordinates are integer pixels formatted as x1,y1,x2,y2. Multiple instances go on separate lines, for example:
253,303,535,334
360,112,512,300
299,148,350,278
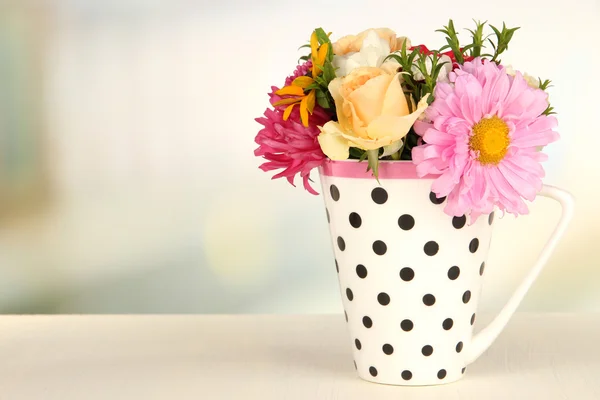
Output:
254,21,574,386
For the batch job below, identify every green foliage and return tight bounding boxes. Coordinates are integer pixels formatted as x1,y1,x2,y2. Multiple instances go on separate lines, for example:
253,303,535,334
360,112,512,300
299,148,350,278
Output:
538,78,553,90
436,20,464,64
488,23,520,63
366,149,380,181
536,78,556,115
412,50,448,102
308,27,337,111
542,105,556,116
384,41,441,105
466,20,488,57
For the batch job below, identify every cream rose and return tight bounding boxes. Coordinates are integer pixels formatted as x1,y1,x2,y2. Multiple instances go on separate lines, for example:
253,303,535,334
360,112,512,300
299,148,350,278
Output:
317,67,428,160
505,65,540,88
332,30,403,77
333,28,410,56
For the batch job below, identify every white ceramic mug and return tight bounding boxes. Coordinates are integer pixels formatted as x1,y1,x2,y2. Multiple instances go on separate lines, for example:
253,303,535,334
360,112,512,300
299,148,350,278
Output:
319,160,574,386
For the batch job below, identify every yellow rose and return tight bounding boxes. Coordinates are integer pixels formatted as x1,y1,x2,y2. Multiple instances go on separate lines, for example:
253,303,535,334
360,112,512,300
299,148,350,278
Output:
332,28,411,56
317,67,428,160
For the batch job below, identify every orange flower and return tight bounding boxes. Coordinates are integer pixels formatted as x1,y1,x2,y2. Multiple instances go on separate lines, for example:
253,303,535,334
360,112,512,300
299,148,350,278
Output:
273,31,328,127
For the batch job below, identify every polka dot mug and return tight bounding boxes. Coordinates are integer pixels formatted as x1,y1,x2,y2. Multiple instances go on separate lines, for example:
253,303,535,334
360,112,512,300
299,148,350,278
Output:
319,160,574,386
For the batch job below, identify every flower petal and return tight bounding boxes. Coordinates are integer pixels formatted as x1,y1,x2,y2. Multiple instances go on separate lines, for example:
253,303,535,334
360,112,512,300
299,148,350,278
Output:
292,76,314,88
328,78,351,131
381,73,410,117
283,103,296,120
275,86,305,96
380,139,403,158
347,73,392,124
300,95,309,127
366,95,429,140
317,122,350,160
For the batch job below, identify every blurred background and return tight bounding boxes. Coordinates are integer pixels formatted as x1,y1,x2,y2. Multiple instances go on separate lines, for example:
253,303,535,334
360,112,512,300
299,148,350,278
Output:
0,0,598,314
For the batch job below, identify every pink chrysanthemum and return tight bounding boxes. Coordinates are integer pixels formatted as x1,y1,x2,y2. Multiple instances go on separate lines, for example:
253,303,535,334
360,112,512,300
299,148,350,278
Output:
255,106,329,194
255,61,331,194
412,58,559,219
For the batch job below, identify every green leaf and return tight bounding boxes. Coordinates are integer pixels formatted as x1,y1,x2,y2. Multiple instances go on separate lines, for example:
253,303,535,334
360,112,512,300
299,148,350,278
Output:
489,23,520,61
322,62,336,83
298,44,311,50
385,53,403,64
539,78,553,90
314,28,329,45
366,149,380,182
542,105,556,115
315,90,332,109
490,24,502,37
358,151,368,162
432,60,449,77
313,75,327,86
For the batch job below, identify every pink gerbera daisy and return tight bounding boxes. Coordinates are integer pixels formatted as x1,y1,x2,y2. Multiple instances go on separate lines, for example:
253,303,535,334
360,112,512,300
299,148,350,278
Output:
412,58,559,219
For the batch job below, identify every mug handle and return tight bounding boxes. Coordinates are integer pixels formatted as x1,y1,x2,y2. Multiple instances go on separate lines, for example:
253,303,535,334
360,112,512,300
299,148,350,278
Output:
466,185,575,364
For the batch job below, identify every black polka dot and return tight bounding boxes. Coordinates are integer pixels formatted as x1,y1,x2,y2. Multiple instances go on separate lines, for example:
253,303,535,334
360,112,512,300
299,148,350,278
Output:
479,262,485,276
456,341,463,353
363,316,373,328
335,260,339,273
438,369,447,379
400,267,415,282
424,241,439,256
344,311,348,322
423,294,436,306
489,212,495,225
346,288,353,301
369,367,378,377
356,264,367,279
469,238,479,253
452,215,467,229
330,185,340,201
398,214,415,230
402,370,412,380
349,212,362,228
443,318,454,330
377,292,390,306
462,290,471,304
326,208,330,223
371,187,388,204
382,344,394,355
355,339,361,350
447,266,460,280
471,313,476,325
400,319,413,331
461,367,466,374
372,240,387,255
337,236,346,251
429,191,446,205
421,345,433,356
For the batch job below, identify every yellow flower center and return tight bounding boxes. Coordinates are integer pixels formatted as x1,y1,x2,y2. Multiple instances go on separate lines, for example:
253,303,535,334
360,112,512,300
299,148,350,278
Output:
469,116,510,165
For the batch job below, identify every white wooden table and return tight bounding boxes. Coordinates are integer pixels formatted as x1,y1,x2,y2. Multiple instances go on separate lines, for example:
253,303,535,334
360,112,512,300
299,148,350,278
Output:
0,314,598,399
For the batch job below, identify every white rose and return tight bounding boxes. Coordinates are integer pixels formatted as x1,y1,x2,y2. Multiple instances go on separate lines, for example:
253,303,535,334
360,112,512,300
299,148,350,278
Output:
332,30,402,77
505,65,540,88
